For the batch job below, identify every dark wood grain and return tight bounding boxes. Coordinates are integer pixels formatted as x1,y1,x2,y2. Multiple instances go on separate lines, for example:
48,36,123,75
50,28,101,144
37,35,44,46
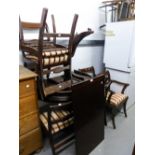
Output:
72,74,105,155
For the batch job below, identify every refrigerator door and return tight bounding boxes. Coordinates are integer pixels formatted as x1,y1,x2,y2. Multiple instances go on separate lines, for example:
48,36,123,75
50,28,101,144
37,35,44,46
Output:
103,21,135,72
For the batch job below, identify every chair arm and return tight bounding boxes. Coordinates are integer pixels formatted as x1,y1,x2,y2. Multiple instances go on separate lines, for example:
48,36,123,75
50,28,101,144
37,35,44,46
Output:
106,90,115,103
20,44,39,57
111,80,129,94
74,69,92,78
72,72,90,81
71,29,94,57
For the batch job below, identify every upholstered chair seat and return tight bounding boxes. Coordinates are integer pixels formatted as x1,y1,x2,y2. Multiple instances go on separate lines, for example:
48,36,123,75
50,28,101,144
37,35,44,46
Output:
40,110,74,134
25,46,69,67
106,91,128,106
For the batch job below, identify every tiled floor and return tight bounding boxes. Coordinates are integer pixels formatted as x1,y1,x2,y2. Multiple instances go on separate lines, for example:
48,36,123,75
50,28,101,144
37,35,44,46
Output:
35,104,135,155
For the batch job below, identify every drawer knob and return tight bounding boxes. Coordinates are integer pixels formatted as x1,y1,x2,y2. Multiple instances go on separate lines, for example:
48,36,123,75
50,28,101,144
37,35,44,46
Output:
58,103,62,106
26,84,30,88
90,79,93,82
58,85,62,88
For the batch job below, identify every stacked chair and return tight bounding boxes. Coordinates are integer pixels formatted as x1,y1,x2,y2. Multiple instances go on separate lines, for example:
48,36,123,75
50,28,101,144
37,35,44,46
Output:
99,0,135,22
19,8,93,155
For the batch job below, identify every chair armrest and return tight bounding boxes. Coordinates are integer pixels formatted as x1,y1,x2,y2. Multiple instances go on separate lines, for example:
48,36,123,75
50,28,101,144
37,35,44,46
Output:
71,29,94,57
111,80,129,94
20,43,39,57
72,72,90,81
106,89,115,103
74,69,92,78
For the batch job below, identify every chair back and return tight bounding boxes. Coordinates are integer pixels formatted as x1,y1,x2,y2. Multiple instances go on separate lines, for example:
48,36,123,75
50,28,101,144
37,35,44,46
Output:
51,14,56,44
71,29,93,57
78,66,96,78
103,70,111,96
19,8,49,66
19,8,48,46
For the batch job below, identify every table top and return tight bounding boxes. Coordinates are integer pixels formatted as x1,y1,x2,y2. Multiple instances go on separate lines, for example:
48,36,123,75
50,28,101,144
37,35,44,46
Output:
19,65,37,81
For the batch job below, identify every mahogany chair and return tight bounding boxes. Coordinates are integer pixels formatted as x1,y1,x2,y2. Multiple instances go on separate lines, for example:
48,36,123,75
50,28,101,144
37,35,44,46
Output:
78,67,129,129
39,88,74,155
19,7,93,96
19,8,78,78
20,9,77,95
104,70,129,129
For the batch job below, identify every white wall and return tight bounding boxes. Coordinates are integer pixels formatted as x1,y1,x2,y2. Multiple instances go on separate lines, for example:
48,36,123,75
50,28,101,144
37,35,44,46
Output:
19,0,104,37
19,0,105,73
72,46,104,74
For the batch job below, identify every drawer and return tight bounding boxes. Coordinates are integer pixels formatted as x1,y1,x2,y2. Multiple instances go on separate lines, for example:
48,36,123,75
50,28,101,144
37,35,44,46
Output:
20,113,39,136
19,128,42,155
19,95,37,117
19,79,35,98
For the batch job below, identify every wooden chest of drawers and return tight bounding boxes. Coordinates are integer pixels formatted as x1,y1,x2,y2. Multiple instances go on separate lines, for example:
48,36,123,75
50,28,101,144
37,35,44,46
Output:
19,66,42,155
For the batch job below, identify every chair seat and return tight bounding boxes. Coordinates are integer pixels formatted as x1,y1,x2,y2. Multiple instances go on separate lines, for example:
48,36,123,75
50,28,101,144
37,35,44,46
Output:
25,45,69,66
40,110,74,134
22,41,69,66
106,92,128,106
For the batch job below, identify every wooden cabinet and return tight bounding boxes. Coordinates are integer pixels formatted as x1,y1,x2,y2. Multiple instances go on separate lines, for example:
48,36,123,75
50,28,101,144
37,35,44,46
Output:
19,66,42,155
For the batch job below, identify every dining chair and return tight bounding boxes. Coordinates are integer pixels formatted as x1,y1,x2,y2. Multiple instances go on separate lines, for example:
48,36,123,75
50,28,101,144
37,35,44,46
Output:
78,67,129,129
104,70,129,129
39,88,74,155
19,8,78,77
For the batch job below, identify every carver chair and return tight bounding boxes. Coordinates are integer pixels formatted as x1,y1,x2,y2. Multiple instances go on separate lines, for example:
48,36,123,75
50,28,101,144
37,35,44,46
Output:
78,67,129,129
104,70,129,129
19,8,77,95
19,8,78,79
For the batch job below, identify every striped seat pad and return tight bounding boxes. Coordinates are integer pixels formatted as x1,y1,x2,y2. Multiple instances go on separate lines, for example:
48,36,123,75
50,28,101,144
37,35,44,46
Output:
25,48,69,66
106,91,128,106
40,110,74,134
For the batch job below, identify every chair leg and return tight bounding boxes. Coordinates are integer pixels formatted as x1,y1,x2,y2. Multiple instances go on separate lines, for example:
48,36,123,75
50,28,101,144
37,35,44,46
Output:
123,101,127,117
111,110,116,129
112,115,116,129
104,109,107,126
49,139,56,155
23,62,27,67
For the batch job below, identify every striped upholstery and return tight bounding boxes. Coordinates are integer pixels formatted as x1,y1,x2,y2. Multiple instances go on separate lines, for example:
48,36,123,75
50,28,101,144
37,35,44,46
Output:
25,48,69,67
106,91,128,106
40,110,74,134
